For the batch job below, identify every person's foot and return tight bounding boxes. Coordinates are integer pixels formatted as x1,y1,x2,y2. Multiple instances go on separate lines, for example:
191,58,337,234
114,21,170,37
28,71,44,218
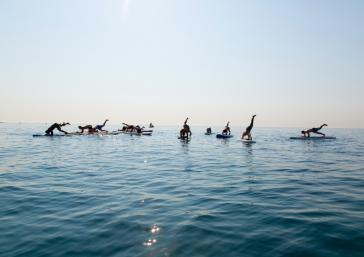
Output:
253,114,256,117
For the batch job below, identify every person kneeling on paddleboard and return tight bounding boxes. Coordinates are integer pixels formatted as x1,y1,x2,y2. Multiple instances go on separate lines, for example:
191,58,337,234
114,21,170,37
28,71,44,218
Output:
241,115,256,141
94,119,109,132
206,127,212,134
180,118,192,138
301,124,327,137
222,122,231,135
45,122,70,136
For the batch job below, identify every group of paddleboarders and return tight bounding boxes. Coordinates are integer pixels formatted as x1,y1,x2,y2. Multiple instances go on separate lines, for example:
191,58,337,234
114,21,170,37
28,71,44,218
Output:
44,117,329,139
77,119,109,134
45,120,109,135
45,119,154,136
203,115,257,140
120,123,145,133
203,115,328,140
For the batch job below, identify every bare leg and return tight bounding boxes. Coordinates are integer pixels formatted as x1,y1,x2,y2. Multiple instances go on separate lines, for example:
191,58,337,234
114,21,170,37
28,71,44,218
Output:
246,115,256,131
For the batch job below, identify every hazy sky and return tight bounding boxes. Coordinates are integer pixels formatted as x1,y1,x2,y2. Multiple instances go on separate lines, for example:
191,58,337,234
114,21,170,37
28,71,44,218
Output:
0,0,363,127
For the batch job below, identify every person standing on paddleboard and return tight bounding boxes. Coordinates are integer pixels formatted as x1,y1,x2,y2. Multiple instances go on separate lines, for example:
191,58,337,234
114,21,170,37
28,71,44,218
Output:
301,124,327,137
241,115,256,141
45,122,70,136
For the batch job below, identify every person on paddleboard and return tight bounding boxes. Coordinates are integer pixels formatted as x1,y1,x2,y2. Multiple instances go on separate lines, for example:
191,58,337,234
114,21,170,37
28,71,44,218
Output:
78,125,96,134
222,122,231,135
135,125,144,133
121,123,135,132
301,124,327,137
241,115,256,140
94,119,109,132
180,118,192,138
206,127,212,134
45,122,70,136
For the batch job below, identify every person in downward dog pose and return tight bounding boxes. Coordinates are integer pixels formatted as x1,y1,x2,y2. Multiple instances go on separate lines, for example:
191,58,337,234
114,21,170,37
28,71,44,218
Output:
180,118,192,138
222,122,231,135
301,124,327,137
45,122,70,136
241,115,256,141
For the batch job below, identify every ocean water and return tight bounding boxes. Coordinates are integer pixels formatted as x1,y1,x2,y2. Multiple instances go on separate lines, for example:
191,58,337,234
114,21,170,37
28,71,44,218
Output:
0,123,363,257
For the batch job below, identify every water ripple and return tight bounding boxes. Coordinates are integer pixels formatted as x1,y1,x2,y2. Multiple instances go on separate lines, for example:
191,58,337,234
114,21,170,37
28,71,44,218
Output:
0,124,363,257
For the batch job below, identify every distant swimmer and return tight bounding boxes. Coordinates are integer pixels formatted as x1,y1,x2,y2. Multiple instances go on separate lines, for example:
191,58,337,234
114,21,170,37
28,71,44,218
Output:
45,122,70,136
94,119,109,132
301,124,327,137
180,117,192,138
222,122,231,135
149,123,154,128
241,115,256,141
78,125,95,134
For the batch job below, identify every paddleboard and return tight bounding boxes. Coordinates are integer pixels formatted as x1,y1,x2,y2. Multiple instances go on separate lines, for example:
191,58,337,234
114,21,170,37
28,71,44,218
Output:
216,134,233,139
204,132,215,135
33,134,68,137
122,131,152,136
33,131,120,137
290,136,336,140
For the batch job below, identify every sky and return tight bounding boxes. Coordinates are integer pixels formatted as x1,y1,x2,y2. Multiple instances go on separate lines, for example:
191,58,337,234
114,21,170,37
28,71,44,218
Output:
0,0,363,128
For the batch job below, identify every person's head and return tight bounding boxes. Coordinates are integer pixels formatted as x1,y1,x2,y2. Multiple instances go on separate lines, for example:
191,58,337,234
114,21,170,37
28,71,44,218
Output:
78,126,82,129
301,130,305,134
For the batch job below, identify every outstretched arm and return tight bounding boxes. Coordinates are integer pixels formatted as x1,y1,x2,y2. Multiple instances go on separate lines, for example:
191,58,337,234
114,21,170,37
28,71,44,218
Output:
56,127,67,134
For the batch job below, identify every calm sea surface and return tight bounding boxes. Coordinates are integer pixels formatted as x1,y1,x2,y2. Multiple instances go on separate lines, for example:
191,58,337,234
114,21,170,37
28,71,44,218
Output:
0,123,363,257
